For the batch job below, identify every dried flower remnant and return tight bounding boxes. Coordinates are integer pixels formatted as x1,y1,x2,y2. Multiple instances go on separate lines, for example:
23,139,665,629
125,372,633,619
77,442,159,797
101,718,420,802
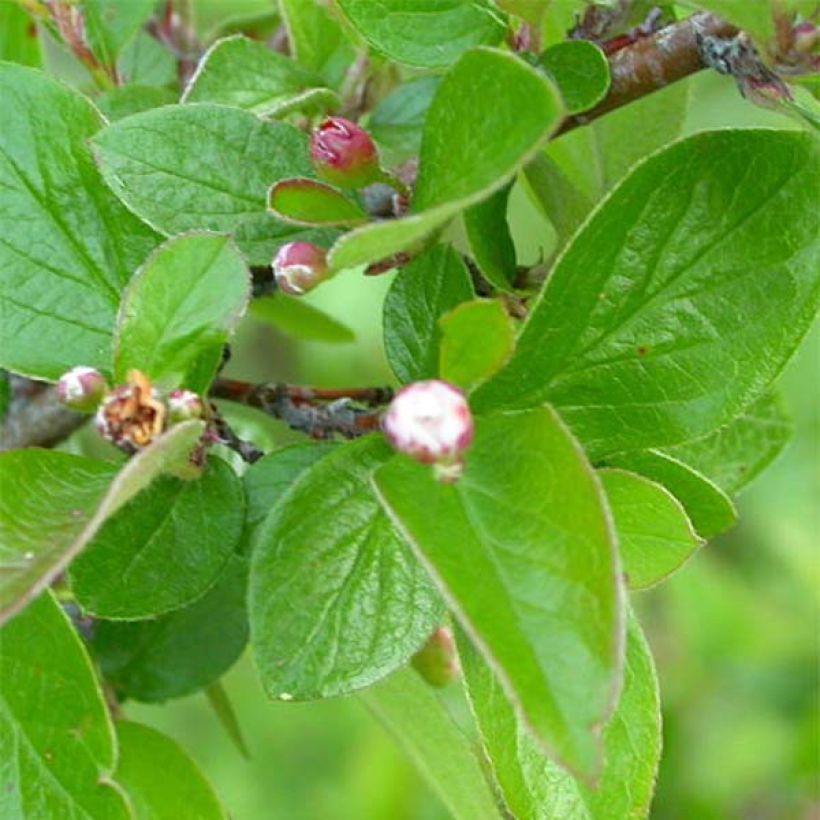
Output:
94,370,166,452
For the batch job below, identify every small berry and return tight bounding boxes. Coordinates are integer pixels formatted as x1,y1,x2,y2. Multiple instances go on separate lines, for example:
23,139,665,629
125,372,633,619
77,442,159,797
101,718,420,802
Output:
168,389,205,422
273,242,330,295
56,366,107,412
411,627,460,688
383,380,474,481
309,116,381,189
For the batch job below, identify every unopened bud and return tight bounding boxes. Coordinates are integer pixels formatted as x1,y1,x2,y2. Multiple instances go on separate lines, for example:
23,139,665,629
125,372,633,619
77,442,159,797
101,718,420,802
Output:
411,627,460,688
168,389,205,422
310,116,381,190
273,242,330,295
793,21,818,55
56,366,107,412
383,380,474,481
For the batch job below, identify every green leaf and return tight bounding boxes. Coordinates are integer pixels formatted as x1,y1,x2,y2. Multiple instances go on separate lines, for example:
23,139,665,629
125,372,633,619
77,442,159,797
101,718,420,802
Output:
70,457,244,619
678,1,775,45
439,299,515,391
599,468,702,590
328,48,564,271
474,130,820,459
115,721,226,819
81,0,156,69
0,63,158,380
383,245,474,384
205,681,251,760
91,103,325,265
0,421,204,626
464,183,518,292
457,613,661,820
663,392,792,495
336,0,506,68
0,592,130,819
91,554,248,702
369,76,441,165
249,435,444,700
96,85,178,122
539,40,610,115
268,178,368,227
182,34,337,118
250,295,355,344
117,30,177,87
0,3,42,67
605,450,737,540
359,667,503,820
114,234,250,391
374,407,623,778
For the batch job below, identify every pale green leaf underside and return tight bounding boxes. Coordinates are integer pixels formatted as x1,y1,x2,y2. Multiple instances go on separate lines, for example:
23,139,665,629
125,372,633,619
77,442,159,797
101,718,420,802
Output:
374,407,623,778
250,295,355,344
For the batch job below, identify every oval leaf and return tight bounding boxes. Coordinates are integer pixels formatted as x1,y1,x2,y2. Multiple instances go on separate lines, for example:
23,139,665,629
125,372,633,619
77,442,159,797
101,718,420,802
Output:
539,40,610,115
268,178,368,227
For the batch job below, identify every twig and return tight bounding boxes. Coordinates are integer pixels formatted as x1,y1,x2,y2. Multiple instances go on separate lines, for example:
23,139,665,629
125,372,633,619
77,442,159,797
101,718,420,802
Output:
208,407,264,464
0,384,84,451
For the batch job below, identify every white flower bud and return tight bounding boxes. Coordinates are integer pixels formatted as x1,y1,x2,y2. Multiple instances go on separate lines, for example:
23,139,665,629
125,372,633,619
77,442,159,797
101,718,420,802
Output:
168,389,204,422
383,380,474,481
56,366,107,412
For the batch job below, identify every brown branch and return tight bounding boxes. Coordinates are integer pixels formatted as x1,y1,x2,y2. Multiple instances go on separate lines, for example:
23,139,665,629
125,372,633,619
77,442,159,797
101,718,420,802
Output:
0,385,85,451
558,13,739,135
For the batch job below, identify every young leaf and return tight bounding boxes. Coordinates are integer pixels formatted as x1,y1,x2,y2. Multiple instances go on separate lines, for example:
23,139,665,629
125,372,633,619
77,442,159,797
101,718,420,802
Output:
359,667,503,820
205,681,251,760
70,457,244,619
374,407,624,779
599,468,703,590
439,300,515,391
0,592,130,819
457,613,661,820
250,295,355,344
268,178,368,227
0,64,158,380
463,183,518,292
91,103,325,264
182,34,337,118
0,421,203,626
249,436,444,701
383,245,474,384
0,3,42,66
328,48,564,271
474,130,820,459
662,392,792,495
81,0,156,70
115,721,226,820
336,0,507,68
114,234,250,391
91,554,248,702
605,450,737,540
539,40,610,115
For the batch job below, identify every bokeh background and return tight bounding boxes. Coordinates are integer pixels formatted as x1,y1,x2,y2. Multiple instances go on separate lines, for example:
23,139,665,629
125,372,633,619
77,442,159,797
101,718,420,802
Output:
8,1,816,815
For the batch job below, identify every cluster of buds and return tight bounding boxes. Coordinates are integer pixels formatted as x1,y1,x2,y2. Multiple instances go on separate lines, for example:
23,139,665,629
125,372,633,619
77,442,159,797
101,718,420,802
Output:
383,380,474,483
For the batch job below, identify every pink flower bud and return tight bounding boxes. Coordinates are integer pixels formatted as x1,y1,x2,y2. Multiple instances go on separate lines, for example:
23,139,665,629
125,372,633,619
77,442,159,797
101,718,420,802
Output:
168,389,205,422
273,241,330,295
56,366,107,412
411,627,460,688
310,116,380,189
383,380,474,481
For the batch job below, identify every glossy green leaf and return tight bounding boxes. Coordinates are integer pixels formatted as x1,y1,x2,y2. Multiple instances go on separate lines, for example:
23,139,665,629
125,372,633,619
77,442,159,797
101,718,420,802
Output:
369,76,441,165
70,457,243,619
92,554,248,702
0,4,41,67
474,130,820,459
336,0,506,68
0,592,130,819
249,436,444,700
383,245,474,384
359,667,503,820
600,468,702,590
114,234,250,391
183,35,336,117
539,40,610,115
0,421,203,626
439,299,515,391
663,392,792,494
464,183,518,292
96,85,177,122
0,63,158,380
328,48,564,271
91,103,324,265
115,721,226,820
374,407,623,778
268,178,368,227
250,294,355,344
205,682,251,760
605,450,738,540
457,613,661,820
